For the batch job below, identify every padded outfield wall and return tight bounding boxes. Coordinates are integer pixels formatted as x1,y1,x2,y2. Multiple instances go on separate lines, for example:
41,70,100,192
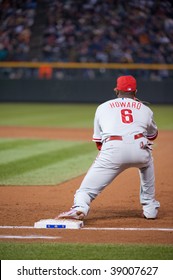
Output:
0,79,173,104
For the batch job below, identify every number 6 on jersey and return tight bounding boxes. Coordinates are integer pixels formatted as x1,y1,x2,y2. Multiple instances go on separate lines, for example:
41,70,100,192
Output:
121,109,133,123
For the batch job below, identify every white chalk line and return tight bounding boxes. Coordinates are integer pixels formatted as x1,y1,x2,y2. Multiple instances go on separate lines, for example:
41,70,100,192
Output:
83,227,173,232
0,226,33,229
0,235,61,239
0,225,173,231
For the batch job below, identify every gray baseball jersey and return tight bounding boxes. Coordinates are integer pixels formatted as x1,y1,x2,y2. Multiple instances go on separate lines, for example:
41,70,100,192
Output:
93,97,158,143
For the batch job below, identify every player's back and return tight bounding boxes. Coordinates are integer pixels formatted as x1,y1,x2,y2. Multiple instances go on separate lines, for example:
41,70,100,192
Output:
96,97,153,140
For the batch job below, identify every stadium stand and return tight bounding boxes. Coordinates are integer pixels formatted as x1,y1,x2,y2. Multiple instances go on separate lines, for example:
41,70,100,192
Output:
0,0,173,80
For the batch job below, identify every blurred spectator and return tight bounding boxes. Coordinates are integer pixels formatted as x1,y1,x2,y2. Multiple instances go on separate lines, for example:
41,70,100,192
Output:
0,43,8,60
38,64,53,79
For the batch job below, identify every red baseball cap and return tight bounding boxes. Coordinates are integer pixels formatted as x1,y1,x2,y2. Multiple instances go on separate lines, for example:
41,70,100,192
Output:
114,75,137,92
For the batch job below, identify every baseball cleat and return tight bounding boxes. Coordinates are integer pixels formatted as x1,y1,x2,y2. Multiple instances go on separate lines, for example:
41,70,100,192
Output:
56,208,85,220
142,213,157,220
142,200,160,219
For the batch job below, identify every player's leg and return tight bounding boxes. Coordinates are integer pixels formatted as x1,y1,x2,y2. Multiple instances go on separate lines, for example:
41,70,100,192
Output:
57,149,125,219
139,157,160,219
73,162,124,216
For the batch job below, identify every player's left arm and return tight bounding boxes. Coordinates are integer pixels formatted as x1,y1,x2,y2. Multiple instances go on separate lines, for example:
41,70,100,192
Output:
147,112,158,140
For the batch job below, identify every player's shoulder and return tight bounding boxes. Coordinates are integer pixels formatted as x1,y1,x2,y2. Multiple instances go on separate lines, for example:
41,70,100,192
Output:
141,103,153,114
97,98,116,109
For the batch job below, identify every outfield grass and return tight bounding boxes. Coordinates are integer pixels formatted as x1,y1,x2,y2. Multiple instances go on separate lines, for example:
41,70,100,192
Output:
0,242,172,260
0,103,172,129
0,138,96,185
0,103,96,128
151,105,173,130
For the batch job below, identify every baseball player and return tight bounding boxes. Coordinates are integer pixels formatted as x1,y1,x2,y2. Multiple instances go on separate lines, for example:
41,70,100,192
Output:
57,75,160,220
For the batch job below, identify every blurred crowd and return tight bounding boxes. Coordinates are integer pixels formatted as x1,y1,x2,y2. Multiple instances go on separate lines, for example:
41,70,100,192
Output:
0,0,173,80
42,0,173,65
0,0,37,61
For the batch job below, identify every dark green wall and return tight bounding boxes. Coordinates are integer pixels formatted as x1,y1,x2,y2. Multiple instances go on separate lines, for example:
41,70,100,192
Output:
0,79,172,104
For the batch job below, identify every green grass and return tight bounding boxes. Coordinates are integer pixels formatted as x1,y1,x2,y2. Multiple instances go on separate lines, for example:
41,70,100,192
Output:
0,242,172,260
0,138,96,185
0,103,99,185
150,105,173,130
0,103,172,129
0,103,97,128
